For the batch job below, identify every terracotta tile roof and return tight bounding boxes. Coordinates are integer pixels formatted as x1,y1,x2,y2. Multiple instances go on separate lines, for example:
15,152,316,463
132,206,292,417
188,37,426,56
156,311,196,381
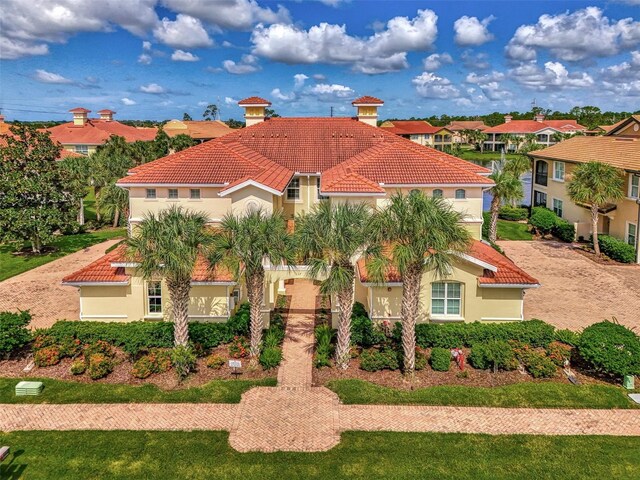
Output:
58,149,84,159
97,109,116,114
0,127,83,160
352,96,384,105
69,107,91,113
380,120,447,135
357,240,538,286
529,135,640,171
484,119,586,134
238,96,271,105
63,244,234,284
119,117,492,193
606,115,640,136
46,120,157,145
446,120,488,131
163,120,234,140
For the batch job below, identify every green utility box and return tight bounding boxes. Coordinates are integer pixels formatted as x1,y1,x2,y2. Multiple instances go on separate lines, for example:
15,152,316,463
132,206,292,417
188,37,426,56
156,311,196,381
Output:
15,381,44,396
623,375,635,390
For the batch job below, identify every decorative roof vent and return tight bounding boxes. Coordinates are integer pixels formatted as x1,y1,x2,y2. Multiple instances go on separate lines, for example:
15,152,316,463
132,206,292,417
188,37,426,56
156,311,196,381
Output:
238,97,271,127
69,107,91,127
352,96,383,127
97,109,115,121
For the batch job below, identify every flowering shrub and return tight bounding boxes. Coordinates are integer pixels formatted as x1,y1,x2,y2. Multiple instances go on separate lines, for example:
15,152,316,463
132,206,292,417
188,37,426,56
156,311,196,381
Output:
34,346,61,367
546,341,572,367
512,342,557,378
229,336,249,359
70,358,86,375
88,353,113,380
84,340,114,358
131,349,172,379
206,354,225,370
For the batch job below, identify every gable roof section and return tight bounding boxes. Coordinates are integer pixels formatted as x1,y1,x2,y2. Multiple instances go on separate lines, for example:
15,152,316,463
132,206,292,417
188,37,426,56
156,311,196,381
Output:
484,119,586,134
606,115,640,137
164,120,234,140
46,119,157,145
352,96,383,105
238,96,271,106
380,120,448,135
446,120,487,131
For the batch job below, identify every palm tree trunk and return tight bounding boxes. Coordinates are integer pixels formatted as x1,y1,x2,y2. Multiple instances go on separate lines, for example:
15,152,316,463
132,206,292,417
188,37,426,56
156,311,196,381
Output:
246,269,265,363
78,198,85,225
335,279,355,369
489,195,501,243
113,206,120,228
168,278,191,347
591,205,601,256
94,186,102,223
401,264,422,376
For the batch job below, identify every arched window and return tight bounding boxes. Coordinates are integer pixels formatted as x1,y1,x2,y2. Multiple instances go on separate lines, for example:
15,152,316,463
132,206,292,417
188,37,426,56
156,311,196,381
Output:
455,189,466,199
410,188,421,196
432,189,443,198
431,282,462,316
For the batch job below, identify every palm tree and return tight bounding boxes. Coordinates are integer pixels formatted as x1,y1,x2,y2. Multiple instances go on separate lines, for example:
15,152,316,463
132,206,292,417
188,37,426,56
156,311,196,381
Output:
209,208,295,363
369,192,471,375
488,167,524,243
567,161,624,256
98,183,129,227
127,205,210,347
295,201,372,369
499,133,514,153
59,155,90,225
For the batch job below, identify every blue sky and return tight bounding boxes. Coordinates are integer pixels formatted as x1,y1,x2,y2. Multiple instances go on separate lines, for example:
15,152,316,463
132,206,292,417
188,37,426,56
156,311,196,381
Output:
1,0,639,121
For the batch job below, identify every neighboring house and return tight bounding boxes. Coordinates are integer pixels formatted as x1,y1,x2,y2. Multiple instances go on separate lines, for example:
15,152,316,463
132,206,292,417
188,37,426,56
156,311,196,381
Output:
46,108,157,156
63,96,539,326
483,114,587,152
163,119,234,142
380,120,453,150
529,115,640,262
445,120,488,144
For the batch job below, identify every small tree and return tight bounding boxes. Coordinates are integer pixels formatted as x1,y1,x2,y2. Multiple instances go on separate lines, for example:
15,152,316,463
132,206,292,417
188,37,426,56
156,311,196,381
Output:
295,201,372,369
170,134,196,152
567,161,624,256
203,104,218,121
127,206,210,348
98,184,129,227
488,165,523,243
183,112,193,121
209,209,295,364
0,125,81,252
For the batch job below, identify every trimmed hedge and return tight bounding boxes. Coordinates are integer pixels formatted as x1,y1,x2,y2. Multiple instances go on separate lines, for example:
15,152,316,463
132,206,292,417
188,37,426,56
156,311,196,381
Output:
413,320,555,349
498,206,528,221
579,321,640,377
529,207,557,234
596,235,636,263
0,311,32,358
552,220,575,243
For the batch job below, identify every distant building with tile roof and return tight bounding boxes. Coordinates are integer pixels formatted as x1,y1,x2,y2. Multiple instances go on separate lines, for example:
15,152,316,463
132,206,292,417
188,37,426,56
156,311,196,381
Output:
529,115,640,262
0,115,83,160
46,108,157,156
64,95,538,326
444,120,489,144
163,119,234,142
380,120,453,150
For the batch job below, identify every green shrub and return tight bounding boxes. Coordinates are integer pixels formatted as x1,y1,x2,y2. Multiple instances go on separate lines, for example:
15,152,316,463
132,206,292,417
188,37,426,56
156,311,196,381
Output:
206,354,225,369
430,347,451,371
529,207,557,234
263,324,285,350
546,341,573,367
554,329,581,347
499,206,528,221
469,341,517,373
131,355,154,379
88,353,113,380
515,346,557,378
171,345,197,379
131,348,172,379
552,220,575,242
579,321,640,377
415,320,554,349
596,235,637,263
0,311,32,358
227,303,250,336
359,348,400,372
415,348,428,371
315,324,334,368
229,336,249,358
34,346,61,367
351,304,385,348
70,359,86,375
259,347,282,369
482,212,490,239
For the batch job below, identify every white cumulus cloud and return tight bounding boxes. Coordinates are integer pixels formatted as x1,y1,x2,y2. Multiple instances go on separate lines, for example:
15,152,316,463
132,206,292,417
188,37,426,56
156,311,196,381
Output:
153,14,213,49
454,15,495,46
422,52,453,71
34,69,73,84
222,54,260,74
510,61,594,90
140,83,167,94
121,97,136,105
171,49,199,61
412,72,460,99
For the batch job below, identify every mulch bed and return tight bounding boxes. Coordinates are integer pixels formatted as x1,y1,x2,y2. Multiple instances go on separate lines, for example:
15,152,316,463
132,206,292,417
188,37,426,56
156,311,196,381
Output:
572,245,634,266
0,343,272,391
312,348,609,390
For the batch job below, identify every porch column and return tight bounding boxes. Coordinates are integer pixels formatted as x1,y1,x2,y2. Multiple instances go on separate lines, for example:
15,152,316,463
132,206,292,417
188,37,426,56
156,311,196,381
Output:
277,279,286,295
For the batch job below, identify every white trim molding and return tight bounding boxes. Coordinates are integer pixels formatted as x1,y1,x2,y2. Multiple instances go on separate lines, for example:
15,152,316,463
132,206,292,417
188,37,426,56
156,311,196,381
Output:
479,283,540,289
80,314,128,319
62,281,130,287
190,281,237,286
116,182,227,188
218,179,284,197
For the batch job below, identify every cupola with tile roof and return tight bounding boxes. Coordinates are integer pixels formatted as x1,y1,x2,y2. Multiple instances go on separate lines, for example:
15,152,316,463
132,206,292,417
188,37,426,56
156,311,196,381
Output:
69,107,91,127
352,96,383,126
98,109,115,121
238,96,272,127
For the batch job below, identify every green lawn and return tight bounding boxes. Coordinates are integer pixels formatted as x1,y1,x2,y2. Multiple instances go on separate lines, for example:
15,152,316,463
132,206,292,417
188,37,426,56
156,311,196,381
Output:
497,220,533,240
83,187,97,222
0,431,638,479
0,377,276,404
0,228,125,281
327,379,637,409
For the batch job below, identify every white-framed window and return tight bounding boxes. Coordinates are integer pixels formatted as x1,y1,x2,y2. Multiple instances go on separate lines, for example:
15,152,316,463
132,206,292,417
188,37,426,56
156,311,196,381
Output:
146,281,162,315
455,189,466,199
552,198,563,218
410,134,419,141
168,188,178,199
286,178,300,201
316,178,328,201
553,161,565,181
431,282,462,316
627,222,637,247
432,189,443,198
190,188,201,199
145,188,156,199
74,145,89,155
630,175,639,199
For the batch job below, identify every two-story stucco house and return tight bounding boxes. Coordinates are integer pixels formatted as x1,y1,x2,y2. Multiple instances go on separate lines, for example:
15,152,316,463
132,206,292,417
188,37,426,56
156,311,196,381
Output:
380,119,454,151
529,116,640,263
63,96,539,326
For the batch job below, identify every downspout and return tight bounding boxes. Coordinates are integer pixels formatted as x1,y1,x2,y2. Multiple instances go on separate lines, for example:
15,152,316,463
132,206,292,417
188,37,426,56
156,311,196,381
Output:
529,155,535,208
635,173,640,264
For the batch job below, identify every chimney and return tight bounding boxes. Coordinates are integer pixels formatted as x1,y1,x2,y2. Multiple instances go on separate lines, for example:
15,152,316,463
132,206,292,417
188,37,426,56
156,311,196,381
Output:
352,96,383,126
97,109,115,121
504,114,513,124
534,113,545,122
69,107,90,127
238,97,271,127
0,114,5,123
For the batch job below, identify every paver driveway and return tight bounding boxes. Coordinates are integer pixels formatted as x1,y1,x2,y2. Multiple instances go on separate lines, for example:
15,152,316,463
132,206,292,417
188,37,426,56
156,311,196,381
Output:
498,240,640,331
0,239,122,329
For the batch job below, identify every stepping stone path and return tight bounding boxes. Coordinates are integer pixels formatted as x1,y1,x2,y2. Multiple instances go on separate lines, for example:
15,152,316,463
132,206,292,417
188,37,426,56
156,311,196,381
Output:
1,279,639,451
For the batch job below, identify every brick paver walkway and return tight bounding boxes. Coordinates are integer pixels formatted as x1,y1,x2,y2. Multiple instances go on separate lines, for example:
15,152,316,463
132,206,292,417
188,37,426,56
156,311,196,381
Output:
498,241,640,331
0,238,123,329
1,279,639,451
